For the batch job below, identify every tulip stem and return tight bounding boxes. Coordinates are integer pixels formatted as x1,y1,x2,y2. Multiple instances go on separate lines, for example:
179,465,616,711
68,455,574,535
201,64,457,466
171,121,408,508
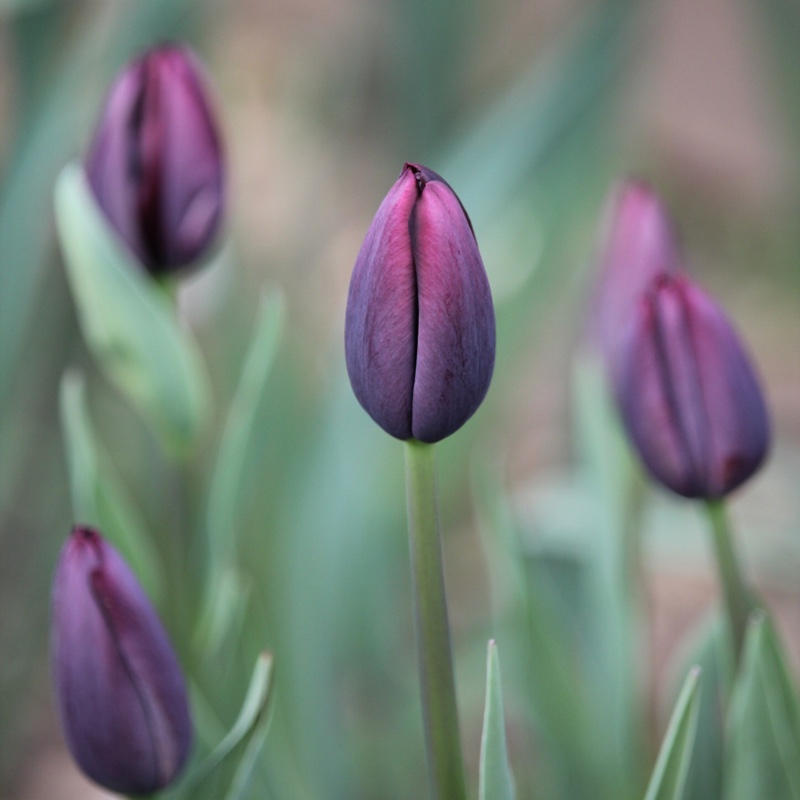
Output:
404,440,467,800
157,275,180,305
705,498,755,664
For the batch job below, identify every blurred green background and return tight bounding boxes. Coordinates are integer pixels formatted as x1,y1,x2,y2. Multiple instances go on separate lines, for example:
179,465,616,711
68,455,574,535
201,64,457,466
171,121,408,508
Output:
1,0,799,798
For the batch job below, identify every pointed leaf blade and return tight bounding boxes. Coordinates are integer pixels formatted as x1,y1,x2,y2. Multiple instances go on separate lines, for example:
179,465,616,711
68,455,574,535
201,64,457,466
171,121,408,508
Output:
206,290,285,567
183,652,275,792
479,640,516,800
725,613,800,800
54,161,209,457
59,369,162,599
644,666,702,800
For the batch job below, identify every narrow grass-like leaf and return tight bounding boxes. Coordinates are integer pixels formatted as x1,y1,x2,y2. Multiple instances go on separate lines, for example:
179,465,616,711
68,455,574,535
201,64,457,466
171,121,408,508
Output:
644,666,702,800
676,613,733,800
223,721,271,800
59,369,162,599
54,161,210,457
206,290,285,576
479,640,515,800
197,567,252,658
182,652,275,792
725,613,800,800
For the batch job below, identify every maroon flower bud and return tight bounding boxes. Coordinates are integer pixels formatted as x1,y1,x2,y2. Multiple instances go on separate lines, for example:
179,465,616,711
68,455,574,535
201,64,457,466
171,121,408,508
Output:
86,43,224,275
52,526,192,794
345,163,495,443
594,179,681,365
615,273,769,498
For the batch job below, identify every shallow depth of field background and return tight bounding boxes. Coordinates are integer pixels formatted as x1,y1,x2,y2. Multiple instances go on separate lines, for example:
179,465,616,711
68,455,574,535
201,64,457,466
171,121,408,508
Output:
1,0,799,798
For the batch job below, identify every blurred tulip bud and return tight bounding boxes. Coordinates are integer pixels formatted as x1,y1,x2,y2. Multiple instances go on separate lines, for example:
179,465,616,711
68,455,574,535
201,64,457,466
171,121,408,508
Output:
595,179,681,364
345,163,495,443
52,526,192,794
615,273,769,498
86,43,224,275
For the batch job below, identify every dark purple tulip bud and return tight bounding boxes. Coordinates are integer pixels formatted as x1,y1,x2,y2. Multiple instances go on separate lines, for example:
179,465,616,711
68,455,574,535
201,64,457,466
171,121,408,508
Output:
52,526,192,794
594,179,681,365
615,273,769,498
86,43,224,275
345,163,495,443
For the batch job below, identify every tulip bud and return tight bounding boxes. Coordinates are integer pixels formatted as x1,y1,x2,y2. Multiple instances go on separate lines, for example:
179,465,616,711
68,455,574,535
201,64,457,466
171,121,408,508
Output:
86,43,224,275
595,179,680,363
52,526,192,794
345,163,495,443
615,273,769,498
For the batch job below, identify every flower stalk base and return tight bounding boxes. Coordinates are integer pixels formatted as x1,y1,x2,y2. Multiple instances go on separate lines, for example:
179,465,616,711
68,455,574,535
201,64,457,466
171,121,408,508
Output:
405,439,467,800
705,498,755,663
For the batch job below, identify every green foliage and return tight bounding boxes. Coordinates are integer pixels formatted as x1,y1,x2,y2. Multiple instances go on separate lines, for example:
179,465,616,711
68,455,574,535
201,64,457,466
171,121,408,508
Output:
59,369,162,599
644,667,702,800
725,614,800,800
186,652,275,795
2,0,800,797
199,290,286,651
54,162,210,458
479,640,516,800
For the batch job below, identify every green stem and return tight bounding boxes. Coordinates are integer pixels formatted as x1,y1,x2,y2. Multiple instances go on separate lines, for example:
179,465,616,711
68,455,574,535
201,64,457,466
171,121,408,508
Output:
157,274,180,305
705,498,755,664
404,440,467,800
153,276,194,652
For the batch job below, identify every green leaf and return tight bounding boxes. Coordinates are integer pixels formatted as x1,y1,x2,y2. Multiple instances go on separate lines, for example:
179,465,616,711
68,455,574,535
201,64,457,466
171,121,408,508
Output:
206,290,285,575
479,640,516,800
59,369,162,600
182,652,275,793
725,613,800,800
53,161,210,458
222,722,271,800
195,567,253,659
644,666,702,800
195,291,285,651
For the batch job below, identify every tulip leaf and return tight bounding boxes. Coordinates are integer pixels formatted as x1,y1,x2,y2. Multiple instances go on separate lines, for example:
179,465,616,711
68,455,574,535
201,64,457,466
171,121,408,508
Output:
59,369,162,600
725,612,800,800
679,615,732,800
204,290,285,588
644,666,702,800
196,566,252,659
182,652,275,792
53,161,210,458
479,640,516,800
222,722,271,800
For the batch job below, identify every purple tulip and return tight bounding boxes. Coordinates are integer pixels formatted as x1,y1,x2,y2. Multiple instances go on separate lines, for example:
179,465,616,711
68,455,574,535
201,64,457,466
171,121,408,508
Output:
345,163,495,443
594,179,681,368
86,43,224,275
52,526,192,794
615,273,769,498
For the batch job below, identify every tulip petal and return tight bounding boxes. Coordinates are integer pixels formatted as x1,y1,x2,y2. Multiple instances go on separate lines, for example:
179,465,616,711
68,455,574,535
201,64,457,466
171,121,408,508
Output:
410,173,495,442
345,168,419,439
157,46,224,267
345,163,495,442
52,526,191,794
86,62,149,265
86,44,224,275
617,275,769,498
680,279,769,496
595,180,681,369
